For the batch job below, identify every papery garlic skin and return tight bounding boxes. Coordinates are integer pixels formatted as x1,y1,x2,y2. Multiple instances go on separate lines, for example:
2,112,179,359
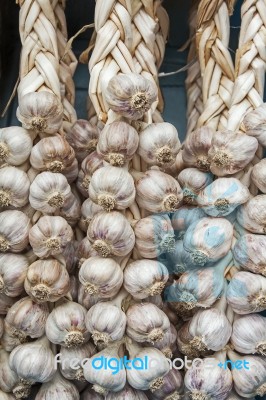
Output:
135,170,183,213
123,259,169,299
171,206,206,237
182,126,214,171
17,92,63,134
81,387,105,399
105,384,149,399
208,130,258,175
79,198,103,232
237,195,266,234
0,293,16,315
105,73,158,120
148,369,184,400
198,178,250,217
29,216,73,258
79,256,123,298
67,119,100,162
138,122,181,166
231,314,266,355
97,121,139,166
166,240,187,275
89,166,136,211
25,259,70,303
0,349,19,393
242,103,266,147
0,210,31,253
0,166,30,207
58,193,81,227
233,234,266,276
178,168,213,205
87,211,135,257
77,151,104,197
227,271,266,314
134,214,175,258
251,159,266,193
0,391,16,400
0,253,28,297
0,127,32,166
76,238,98,267
59,342,96,381
35,372,80,400
45,301,90,347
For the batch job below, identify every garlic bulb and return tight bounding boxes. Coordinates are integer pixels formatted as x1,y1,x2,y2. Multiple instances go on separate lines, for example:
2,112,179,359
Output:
78,285,103,310
233,234,266,276
0,390,16,400
0,349,19,393
184,355,233,400
231,314,266,355
237,195,266,234
251,159,266,192
135,170,183,213
182,126,214,171
171,206,206,237
85,292,127,346
61,242,77,274
147,369,184,400
208,130,258,176
76,238,98,267
29,215,73,257
227,271,266,314
178,168,213,205
79,198,103,232
89,166,135,211
24,259,70,303
105,73,158,120
81,387,105,399
183,217,233,267
45,300,90,347
0,127,32,166
126,340,170,392
58,193,81,227
242,103,266,147
77,151,104,197
67,119,100,162
197,178,250,217
0,166,30,207
17,92,63,134
0,210,31,252
227,390,254,400
79,256,123,298
35,372,80,400
0,293,16,315
123,259,169,299
166,239,187,276
133,214,175,258
138,122,181,166
105,384,149,400
177,296,232,357
87,211,135,257
228,350,266,398
59,342,96,381
150,324,178,358
0,253,28,297
97,121,139,166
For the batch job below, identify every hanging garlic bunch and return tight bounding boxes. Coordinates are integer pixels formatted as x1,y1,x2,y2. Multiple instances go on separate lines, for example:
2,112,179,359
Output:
133,214,175,258
147,369,184,400
77,151,104,197
59,342,96,381
227,271,266,314
0,127,32,166
35,372,80,400
87,211,135,257
197,178,250,217
105,73,158,120
97,121,139,166
178,168,213,205
45,300,90,347
0,210,31,252
67,119,100,162
79,198,103,232
89,166,136,211
231,314,266,355
182,126,214,171
123,259,169,299
79,256,123,298
233,234,266,276
133,169,183,213
0,254,28,297
237,195,266,234
138,122,181,167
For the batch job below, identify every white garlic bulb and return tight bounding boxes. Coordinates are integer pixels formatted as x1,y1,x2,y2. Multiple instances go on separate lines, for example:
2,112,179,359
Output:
105,73,158,120
227,390,254,400
24,259,70,303
251,159,266,193
231,314,266,355
35,372,80,400
237,195,266,234
208,130,258,176
166,239,187,276
126,303,170,343
233,234,266,276
133,214,175,258
150,323,178,358
89,166,136,211
29,172,72,213
59,342,96,381
135,169,183,213
147,369,184,400
183,217,233,267
178,168,213,205
0,210,31,253
242,103,266,147
184,356,233,400
58,193,81,227
197,178,250,217
123,259,169,299
29,215,73,258
17,92,63,134
61,242,77,274
138,122,181,166
77,151,104,197
182,126,214,171
171,206,206,237
87,211,135,257
0,253,28,297
0,349,19,393
78,285,103,310
227,271,266,314
67,119,100,162
0,127,32,166
79,198,103,232
76,238,98,267
105,384,149,400
79,256,123,298
45,300,90,347
97,121,139,166
0,166,30,208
